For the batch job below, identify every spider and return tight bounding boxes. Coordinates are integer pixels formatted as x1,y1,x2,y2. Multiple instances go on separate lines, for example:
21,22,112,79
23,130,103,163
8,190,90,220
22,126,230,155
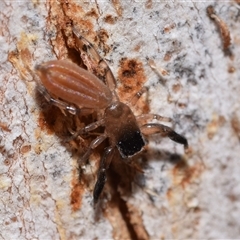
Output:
35,28,188,204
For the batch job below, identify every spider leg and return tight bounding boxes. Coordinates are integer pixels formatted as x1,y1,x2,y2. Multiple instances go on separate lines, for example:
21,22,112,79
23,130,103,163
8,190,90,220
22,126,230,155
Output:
38,86,78,115
131,87,172,124
140,123,188,149
73,27,117,96
130,86,148,106
69,118,105,140
93,146,115,204
137,113,172,125
78,134,107,165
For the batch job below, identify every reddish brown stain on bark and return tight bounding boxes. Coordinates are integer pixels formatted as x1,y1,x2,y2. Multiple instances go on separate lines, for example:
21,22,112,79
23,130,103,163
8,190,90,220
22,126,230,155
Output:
163,23,176,33
20,145,32,154
172,161,203,188
104,14,118,24
0,122,11,132
71,169,85,211
231,114,240,140
112,0,123,17
118,58,147,104
163,52,172,61
145,0,152,9
172,83,182,93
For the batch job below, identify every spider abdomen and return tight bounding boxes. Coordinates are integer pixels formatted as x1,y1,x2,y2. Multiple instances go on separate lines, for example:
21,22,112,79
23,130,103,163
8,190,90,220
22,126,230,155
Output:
36,60,113,109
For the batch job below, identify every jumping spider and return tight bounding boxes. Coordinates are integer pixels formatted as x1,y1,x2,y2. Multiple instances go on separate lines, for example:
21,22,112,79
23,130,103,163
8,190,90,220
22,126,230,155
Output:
35,28,188,204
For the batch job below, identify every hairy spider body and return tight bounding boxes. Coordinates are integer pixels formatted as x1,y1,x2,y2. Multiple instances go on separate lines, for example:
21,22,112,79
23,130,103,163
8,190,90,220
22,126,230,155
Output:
35,29,188,204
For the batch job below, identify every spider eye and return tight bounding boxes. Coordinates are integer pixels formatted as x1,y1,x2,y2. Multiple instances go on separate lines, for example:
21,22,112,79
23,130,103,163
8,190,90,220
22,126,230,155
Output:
117,130,145,158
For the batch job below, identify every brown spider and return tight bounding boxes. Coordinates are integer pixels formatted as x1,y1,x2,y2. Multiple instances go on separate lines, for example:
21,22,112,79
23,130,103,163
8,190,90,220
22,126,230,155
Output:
35,28,188,204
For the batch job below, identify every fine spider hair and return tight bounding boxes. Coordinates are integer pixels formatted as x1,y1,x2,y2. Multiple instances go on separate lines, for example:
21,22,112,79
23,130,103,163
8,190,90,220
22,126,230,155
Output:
35,28,188,204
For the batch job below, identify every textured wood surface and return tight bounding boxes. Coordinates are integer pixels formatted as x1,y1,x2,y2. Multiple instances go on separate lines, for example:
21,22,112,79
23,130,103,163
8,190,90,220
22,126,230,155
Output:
1,1,240,239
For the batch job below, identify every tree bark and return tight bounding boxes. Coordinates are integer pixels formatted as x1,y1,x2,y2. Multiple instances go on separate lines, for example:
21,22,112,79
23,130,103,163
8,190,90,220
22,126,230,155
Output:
1,0,240,239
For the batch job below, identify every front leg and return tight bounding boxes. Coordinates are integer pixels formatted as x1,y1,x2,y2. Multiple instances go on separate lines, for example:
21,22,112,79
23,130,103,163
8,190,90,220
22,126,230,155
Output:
93,146,115,204
140,123,188,149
